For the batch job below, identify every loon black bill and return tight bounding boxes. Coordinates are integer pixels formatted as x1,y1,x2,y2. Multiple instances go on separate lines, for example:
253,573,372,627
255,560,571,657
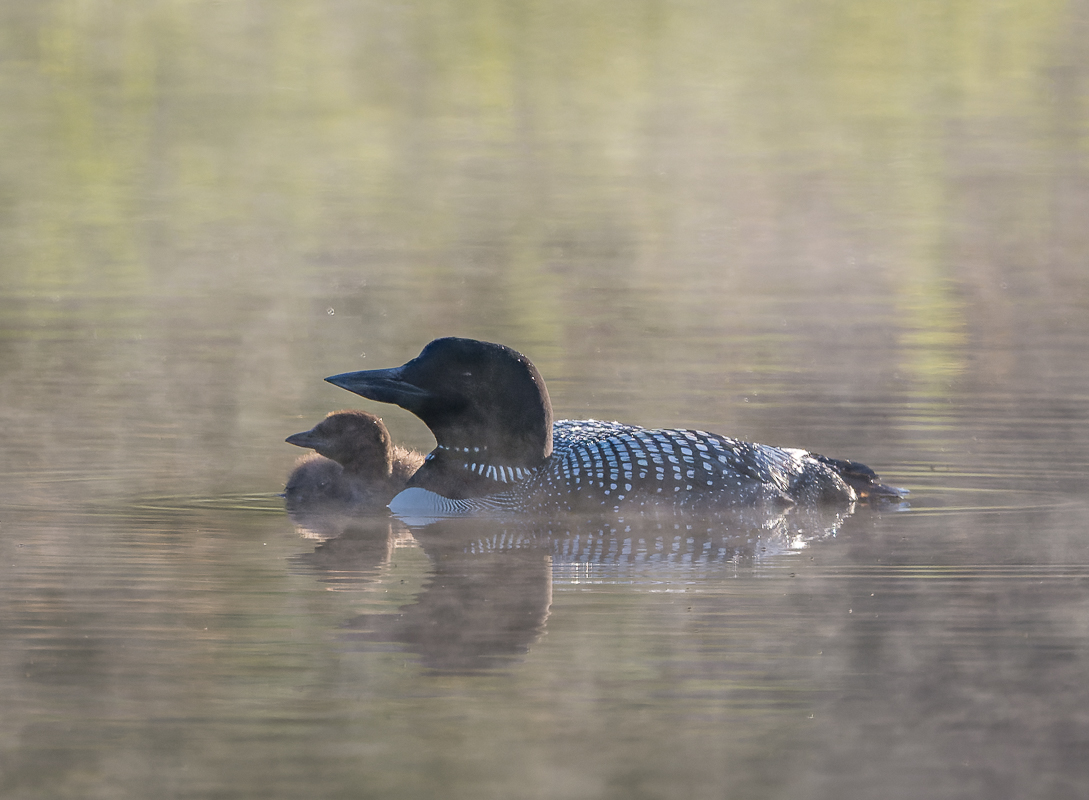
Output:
325,367,432,409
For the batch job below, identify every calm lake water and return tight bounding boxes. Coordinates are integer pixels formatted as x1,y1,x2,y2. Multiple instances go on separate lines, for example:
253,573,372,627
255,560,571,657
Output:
2,1,1089,798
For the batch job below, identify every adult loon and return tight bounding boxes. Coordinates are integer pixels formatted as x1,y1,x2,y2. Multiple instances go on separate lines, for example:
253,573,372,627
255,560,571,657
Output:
284,410,425,510
325,338,904,515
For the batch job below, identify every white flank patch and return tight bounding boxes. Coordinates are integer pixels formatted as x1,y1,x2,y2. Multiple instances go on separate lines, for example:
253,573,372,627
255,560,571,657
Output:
388,487,476,524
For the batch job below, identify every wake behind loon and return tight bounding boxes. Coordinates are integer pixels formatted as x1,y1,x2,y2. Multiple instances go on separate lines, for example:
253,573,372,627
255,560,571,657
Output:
325,337,904,515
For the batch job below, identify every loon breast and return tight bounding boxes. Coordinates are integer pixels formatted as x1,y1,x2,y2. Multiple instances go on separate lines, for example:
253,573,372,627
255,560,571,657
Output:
387,487,500,524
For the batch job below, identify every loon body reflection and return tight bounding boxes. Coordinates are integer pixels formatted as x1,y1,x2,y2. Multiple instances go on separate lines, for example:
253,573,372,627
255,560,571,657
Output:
284,410,425,510
325,338,904,515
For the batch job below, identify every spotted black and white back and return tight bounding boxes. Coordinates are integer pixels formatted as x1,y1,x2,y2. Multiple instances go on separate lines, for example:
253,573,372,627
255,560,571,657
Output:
512,420,852,513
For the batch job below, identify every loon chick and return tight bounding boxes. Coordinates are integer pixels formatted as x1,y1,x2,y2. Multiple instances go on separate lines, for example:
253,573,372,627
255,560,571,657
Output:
325,338,904,514
284,410,425,510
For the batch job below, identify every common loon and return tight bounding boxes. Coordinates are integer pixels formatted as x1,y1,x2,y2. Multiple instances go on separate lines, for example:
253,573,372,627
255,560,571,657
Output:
285,410,425,510
324,338,904,515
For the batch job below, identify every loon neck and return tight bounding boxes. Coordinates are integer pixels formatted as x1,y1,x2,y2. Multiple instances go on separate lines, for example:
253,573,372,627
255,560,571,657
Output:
433,444,538,483
407,443,542,500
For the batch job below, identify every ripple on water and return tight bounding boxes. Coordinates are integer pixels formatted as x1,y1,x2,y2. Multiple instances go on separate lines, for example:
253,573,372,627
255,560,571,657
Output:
127,493,288,515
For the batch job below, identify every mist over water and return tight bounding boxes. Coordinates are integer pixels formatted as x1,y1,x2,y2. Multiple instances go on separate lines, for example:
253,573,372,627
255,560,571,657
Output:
2,1,1088,797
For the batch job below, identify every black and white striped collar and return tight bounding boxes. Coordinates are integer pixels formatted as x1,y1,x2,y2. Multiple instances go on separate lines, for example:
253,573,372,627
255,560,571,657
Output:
429,444,537,484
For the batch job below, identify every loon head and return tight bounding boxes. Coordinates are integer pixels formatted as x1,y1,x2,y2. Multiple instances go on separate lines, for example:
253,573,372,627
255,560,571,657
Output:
285,410,395,481
325,338,553,498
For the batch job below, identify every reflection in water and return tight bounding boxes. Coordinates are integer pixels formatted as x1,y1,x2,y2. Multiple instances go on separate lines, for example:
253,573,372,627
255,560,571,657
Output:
343,523,554,674
287,501,862,672
289,514,408,573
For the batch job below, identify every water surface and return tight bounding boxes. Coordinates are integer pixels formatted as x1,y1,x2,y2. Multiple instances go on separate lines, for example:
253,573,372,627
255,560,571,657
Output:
2,1,1089,797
